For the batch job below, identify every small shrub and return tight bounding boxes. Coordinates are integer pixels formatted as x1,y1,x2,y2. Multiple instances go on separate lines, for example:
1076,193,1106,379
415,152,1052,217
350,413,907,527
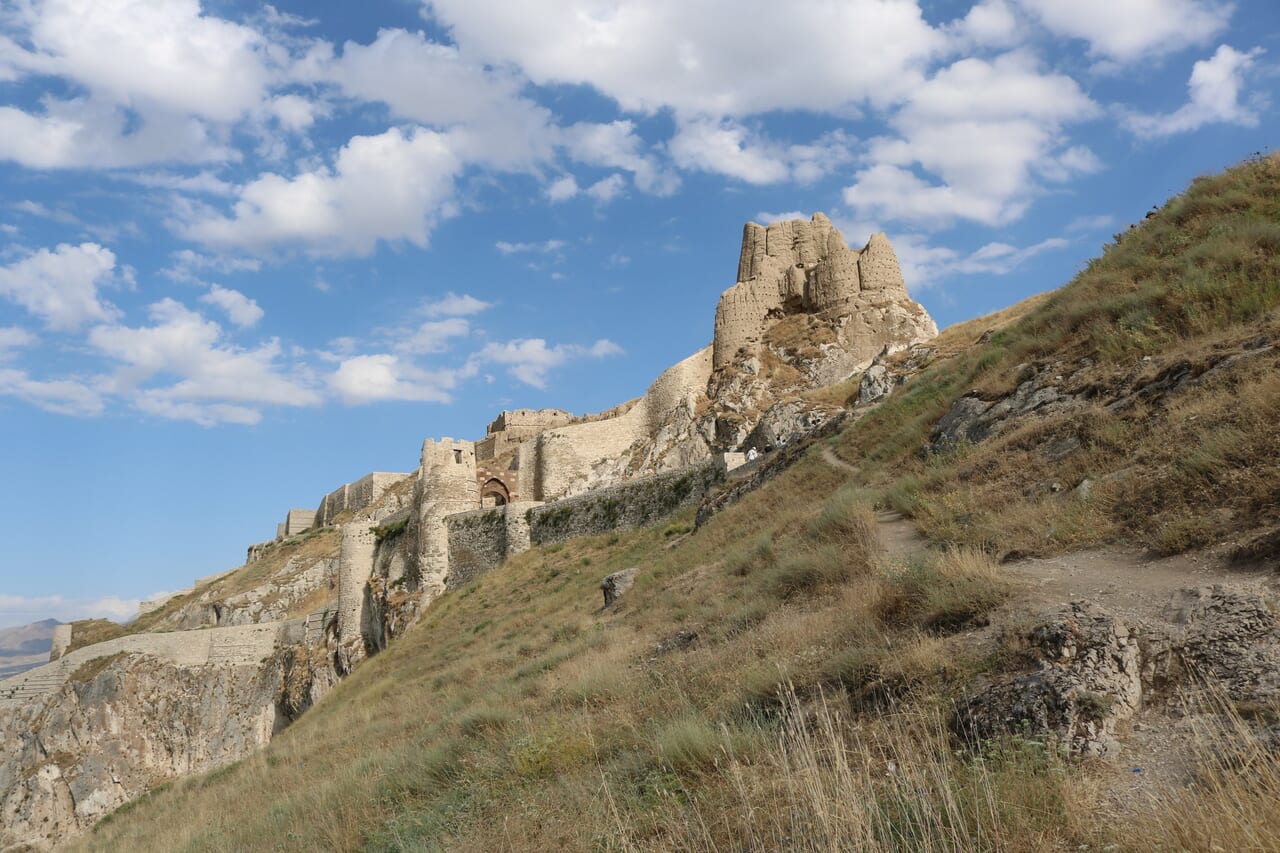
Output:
654,716,729,775
765,542,868,599
383,739,464,799
724,534,774,577
457,707,513,737
877,548,1007,632
1150,516,1218,555
550,623,581,643
509,730,593,778
371,516,408,543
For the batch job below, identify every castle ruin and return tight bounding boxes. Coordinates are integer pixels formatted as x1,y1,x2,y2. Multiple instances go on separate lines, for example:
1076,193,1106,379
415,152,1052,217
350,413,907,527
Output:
6,213,936,708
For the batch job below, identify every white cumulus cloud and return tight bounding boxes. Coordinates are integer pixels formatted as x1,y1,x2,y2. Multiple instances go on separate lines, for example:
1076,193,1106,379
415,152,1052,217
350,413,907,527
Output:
424,0,945,115
845,52,1099,226
1124,45,1265,138
0,368,105,416
0,326,37,355
495,240,566,255
0,242,121,331
183,126,463,255
473,337,623,388
200,284,264,328
88,298,321,424
328,354,464,404
422,292,492,317
1016,0,1230,64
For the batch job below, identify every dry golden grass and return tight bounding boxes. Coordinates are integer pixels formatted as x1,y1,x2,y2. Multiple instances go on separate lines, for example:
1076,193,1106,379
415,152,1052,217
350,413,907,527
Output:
1129,689,1280,851
67,154,1280,852
74,448,1019,852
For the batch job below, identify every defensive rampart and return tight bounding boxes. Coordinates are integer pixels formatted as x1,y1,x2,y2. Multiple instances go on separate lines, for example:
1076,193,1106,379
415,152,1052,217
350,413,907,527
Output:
316,472,411,527
0,621,300,706
527,461,725,548
444,501,541,590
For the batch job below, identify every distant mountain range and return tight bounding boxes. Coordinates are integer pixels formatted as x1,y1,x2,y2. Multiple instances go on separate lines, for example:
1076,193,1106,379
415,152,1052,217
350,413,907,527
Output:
0,619,59,679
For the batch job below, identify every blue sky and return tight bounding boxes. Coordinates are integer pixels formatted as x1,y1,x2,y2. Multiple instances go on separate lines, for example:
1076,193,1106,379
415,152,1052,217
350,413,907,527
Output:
0,0,1276,628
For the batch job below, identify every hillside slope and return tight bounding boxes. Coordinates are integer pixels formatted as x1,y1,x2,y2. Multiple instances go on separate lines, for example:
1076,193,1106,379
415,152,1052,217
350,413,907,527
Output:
73,154,1280,852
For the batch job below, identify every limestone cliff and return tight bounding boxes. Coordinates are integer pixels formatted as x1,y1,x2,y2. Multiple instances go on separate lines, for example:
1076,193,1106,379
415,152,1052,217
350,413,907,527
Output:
0,653,285,850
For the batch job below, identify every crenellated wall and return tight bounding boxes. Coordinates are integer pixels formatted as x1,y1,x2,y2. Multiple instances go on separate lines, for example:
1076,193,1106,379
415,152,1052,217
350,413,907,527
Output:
476,408,576,462
316,472,411,527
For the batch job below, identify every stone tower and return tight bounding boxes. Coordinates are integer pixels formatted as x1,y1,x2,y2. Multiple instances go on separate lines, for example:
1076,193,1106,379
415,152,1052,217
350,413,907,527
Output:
711,213,933,371
414,438,481,598
337,521,377,652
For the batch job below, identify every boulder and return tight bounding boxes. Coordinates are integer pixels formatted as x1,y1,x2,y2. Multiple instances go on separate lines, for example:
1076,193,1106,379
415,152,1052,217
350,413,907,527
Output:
601,568,640,608
857,363,894,405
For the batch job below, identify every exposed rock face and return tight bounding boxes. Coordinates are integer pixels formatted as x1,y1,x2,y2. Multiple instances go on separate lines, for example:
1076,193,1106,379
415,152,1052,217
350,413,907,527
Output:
958,602,1143,757
930,378,1081,453
0,653,287,850
958,587,1280,757
1146,586,1280,701
159,556,338,630
706,214,936,448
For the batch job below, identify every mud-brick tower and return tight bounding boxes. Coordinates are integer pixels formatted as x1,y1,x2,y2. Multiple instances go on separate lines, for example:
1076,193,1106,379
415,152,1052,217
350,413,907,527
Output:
415,438,481,598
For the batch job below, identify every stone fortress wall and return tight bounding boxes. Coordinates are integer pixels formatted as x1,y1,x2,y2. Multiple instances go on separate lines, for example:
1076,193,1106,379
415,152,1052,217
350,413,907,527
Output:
0,621,298,707
444,500,540,590
526,461,724,547
513,347,716,503
518,400,650,501
316,472,411,528
475,408,575,462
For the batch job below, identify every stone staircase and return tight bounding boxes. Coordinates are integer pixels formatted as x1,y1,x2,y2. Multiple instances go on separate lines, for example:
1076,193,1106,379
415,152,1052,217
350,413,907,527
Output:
0,619,306,709
0,662,70,704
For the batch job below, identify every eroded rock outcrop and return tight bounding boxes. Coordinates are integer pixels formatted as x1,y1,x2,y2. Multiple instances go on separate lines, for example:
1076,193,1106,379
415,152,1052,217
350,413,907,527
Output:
957,602,1143,756
513,216,936,487
957,587,1280,757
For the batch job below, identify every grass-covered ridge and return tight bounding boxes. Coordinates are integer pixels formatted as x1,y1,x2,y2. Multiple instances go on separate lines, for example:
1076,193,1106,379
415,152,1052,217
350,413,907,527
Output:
835,152,1280,558
73,155,1280,851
